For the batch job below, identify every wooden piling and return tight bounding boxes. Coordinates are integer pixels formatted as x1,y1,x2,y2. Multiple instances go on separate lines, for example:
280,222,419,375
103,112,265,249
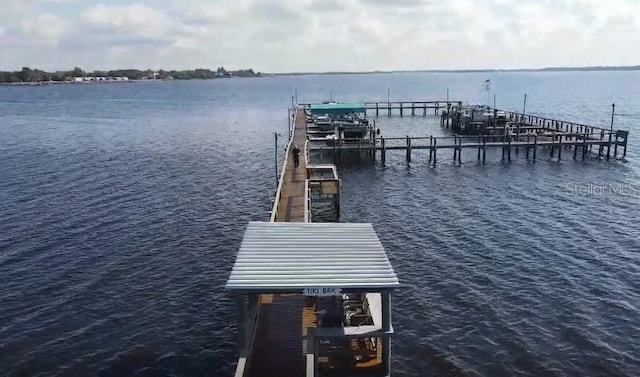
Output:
457,136,462,164
550,135,555,158
400,103,403,117
477,135,481,161
606,132,612,161
453,135,458,162
598,130,604,156
482,136,486,163
406,135,411,162
411,102,415,116
376,102,379,117
381,137,386,163
573,135,578,159
507,135,512,162
558,135,563,161
582,132,588,160
428,136,433,163
533,135,537,161
433,138,437,165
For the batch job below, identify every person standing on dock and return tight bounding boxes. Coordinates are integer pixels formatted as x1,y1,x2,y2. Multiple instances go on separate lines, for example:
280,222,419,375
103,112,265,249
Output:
292,144,300,168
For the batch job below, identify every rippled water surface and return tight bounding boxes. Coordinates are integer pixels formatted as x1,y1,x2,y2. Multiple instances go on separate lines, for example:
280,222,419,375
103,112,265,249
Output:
1,72,639,377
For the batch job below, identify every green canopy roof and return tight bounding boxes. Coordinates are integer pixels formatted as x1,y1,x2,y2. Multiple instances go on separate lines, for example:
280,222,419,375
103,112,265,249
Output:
309,102,366,115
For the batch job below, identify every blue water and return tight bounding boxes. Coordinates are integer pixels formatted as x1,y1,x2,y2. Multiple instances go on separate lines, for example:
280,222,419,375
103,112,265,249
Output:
0,72,639,377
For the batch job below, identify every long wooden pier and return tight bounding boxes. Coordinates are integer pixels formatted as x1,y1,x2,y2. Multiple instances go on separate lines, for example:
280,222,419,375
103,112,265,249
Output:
244,109,311,377
240,108,344,377
309,132,627,164
365,101,457,116
269,109,309,222
300,100,457,117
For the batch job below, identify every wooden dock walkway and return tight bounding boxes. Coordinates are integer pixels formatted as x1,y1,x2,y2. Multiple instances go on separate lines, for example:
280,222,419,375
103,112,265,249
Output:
270,108,308,222
247,109,314,377
247,294,307,377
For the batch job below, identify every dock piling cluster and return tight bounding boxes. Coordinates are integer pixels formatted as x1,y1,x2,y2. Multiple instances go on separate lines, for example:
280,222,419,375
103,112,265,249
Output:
303,100,629,165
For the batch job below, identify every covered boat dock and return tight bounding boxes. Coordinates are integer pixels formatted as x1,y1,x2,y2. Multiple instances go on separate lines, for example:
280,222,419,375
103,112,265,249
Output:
226,221,400,377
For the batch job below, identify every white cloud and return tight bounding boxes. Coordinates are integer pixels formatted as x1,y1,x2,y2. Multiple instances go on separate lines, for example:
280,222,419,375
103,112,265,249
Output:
0,0,639,71
79,3,170,39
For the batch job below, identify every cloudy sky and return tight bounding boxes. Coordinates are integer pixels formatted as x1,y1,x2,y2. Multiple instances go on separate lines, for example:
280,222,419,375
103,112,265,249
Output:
1,0,639,72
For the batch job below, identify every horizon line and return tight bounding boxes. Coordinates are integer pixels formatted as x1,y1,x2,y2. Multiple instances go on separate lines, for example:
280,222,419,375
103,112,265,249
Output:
266,65,640,76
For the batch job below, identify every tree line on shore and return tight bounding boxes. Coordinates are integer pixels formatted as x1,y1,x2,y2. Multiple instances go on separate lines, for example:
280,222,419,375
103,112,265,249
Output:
0,66,262,83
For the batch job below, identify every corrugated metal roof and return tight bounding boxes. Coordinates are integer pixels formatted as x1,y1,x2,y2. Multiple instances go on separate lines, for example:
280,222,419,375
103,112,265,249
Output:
225,222,399,291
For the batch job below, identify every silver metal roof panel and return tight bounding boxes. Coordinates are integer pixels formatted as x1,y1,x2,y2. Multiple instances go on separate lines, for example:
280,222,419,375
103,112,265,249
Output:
225,222,400,291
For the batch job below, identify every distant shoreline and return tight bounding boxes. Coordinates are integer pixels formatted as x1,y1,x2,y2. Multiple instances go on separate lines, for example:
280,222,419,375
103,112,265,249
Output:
268,65,640,76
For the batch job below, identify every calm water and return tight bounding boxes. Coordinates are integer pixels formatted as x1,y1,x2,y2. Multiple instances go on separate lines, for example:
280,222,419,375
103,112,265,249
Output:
0,72,639,377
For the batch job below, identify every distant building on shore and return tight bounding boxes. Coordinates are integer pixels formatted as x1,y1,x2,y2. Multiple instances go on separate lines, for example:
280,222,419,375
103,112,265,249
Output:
72,76,129,83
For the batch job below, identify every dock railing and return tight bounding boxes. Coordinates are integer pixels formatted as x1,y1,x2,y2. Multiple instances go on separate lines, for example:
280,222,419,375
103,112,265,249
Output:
269,108,296,222
234,296,262,377
304,179,311,223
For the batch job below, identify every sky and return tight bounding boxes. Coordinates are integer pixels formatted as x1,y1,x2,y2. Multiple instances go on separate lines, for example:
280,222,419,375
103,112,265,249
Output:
1,0,639,73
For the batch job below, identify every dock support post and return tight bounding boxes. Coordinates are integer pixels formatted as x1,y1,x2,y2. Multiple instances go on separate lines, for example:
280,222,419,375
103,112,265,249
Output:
598,130,604,156
458,136,462,164
573,135,578,159
623,134,628,157
376,102,379,117
582,133,588,160
453,135,458,162
606,132,612,160
381,137,386,164
526,135,530,159
434,102,438,115
382,292,392,377
423,103,427,116
482,136,486,163
550,135,555,158
501,138,506,161
406,135,411,162
507,135,512,162
400,103,403,117
558,135,563,161
429,136,433,163
614,133,619,158
335,182,341,220
433,138,437,165
477,135,481,161
533,135,537,161
411,102,415,116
